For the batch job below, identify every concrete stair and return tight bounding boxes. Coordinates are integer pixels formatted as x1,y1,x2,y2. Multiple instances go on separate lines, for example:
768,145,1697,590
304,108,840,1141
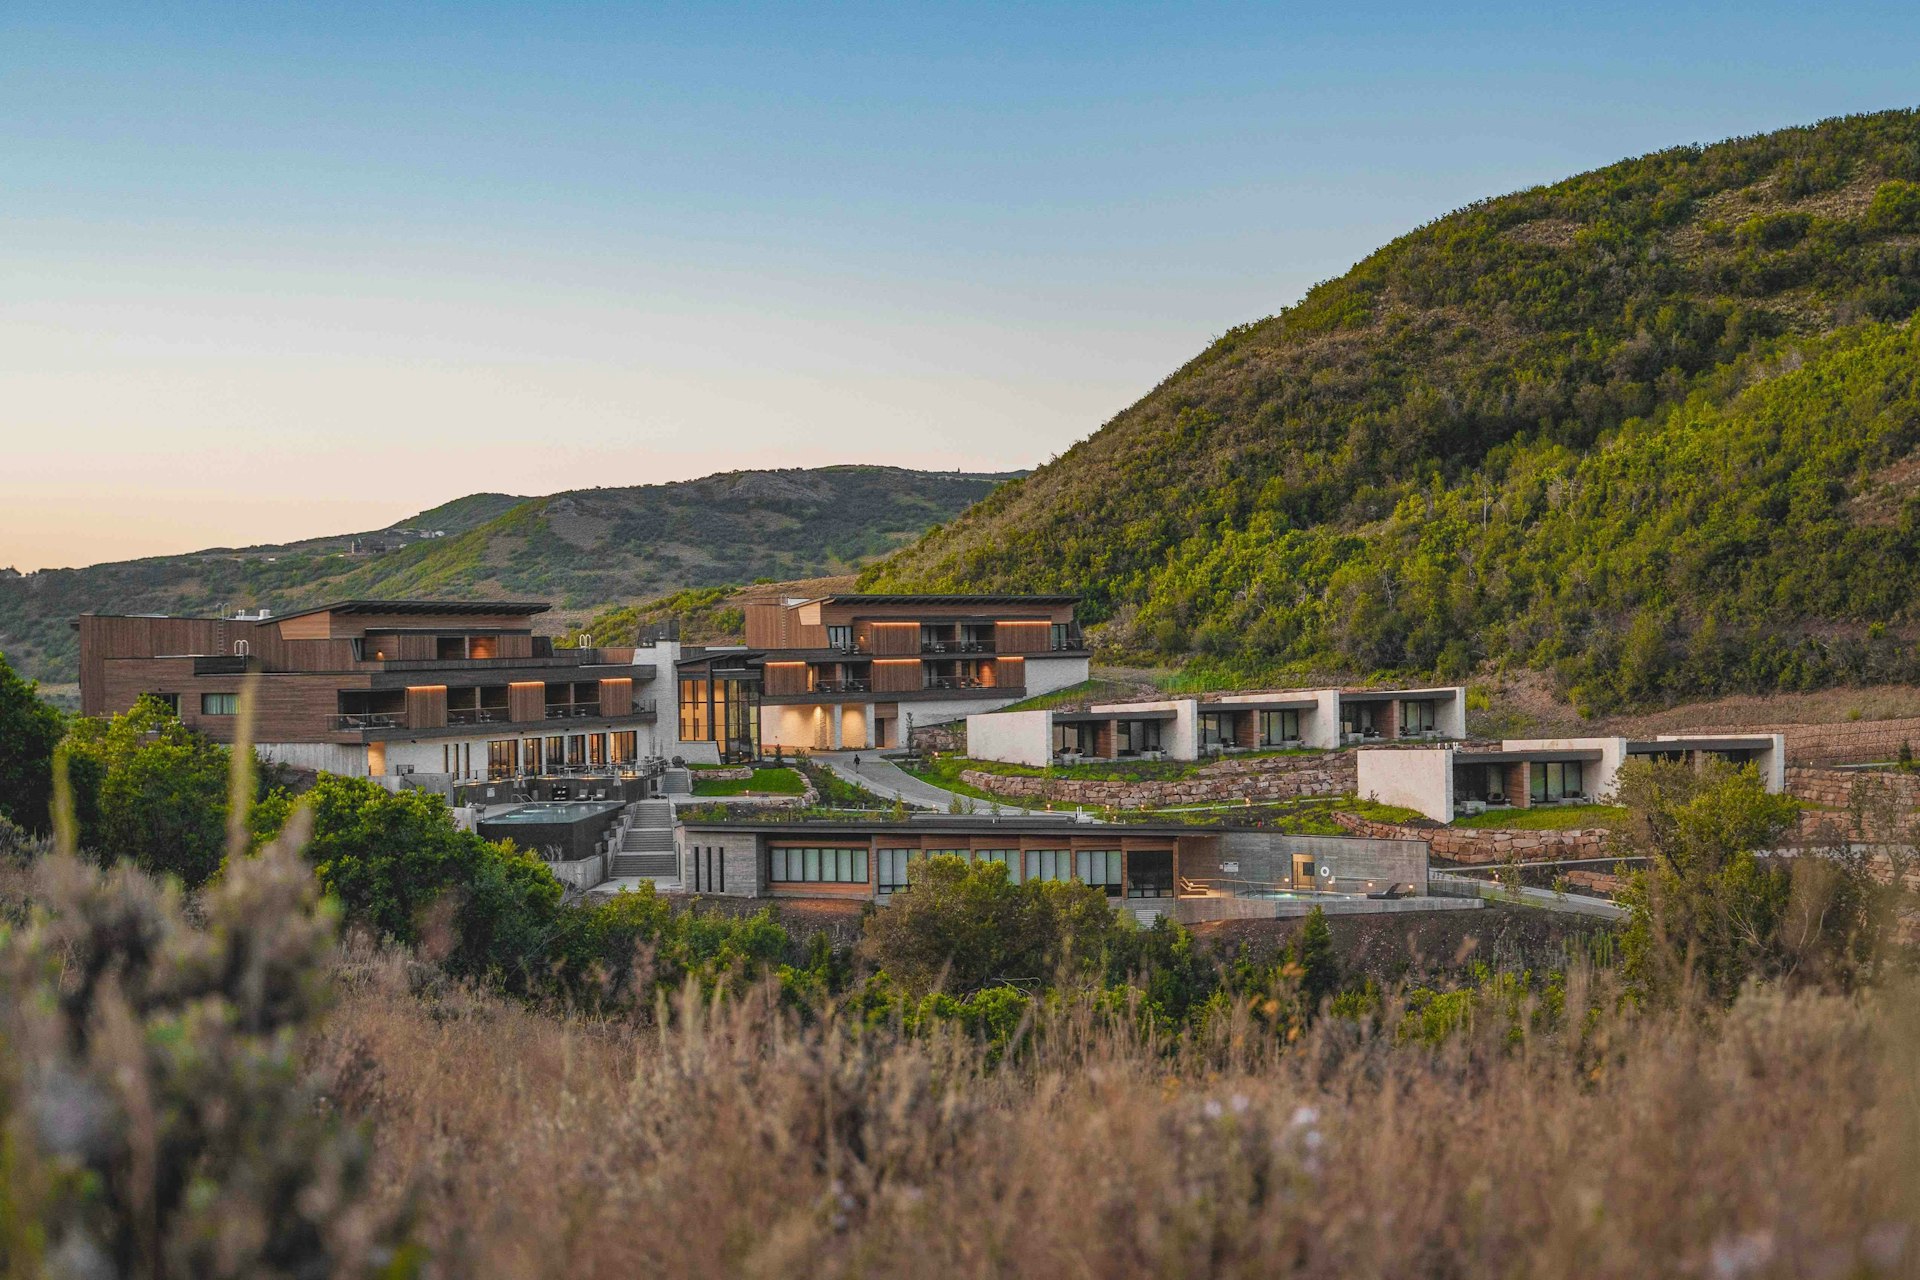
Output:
611,799,679,880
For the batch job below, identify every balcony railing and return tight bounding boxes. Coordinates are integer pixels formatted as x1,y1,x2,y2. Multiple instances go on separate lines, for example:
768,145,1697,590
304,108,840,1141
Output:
447,707,511,726
812,680,870,695
921,640,995,654
546,702,602,719
923,677,993,691
331,712,405,731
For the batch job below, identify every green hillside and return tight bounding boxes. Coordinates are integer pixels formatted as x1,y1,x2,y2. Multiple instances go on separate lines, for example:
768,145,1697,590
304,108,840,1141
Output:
2,466,1011,684
864,109,1920,710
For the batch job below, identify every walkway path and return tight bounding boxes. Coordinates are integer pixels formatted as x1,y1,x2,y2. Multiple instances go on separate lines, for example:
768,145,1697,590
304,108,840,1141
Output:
812,752,991,812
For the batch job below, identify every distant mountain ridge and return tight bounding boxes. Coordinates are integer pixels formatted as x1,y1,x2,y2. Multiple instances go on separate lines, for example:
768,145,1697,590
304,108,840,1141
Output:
864,109,1920,711
3,465,1015,684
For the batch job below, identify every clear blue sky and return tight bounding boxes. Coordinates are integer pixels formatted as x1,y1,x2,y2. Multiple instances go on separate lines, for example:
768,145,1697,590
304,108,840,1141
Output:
6,1,1918,569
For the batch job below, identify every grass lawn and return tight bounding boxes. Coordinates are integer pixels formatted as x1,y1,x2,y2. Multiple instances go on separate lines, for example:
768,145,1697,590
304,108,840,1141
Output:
898,756,1004,803
690,766,807,797
1451,804,1627,830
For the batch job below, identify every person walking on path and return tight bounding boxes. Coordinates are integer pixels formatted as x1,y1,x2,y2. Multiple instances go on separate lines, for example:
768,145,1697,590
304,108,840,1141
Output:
852,753,862,771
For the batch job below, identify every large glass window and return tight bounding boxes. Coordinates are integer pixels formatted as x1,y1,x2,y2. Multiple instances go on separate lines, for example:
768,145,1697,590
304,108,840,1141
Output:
1400,700,1437,735
200,692,238,716
678,677,710,740
611,731,637,765
1198,713,1232,751
1050,622,1071,651
1024,848,1072,883
772,846,870,885
523,738,543,773
1052,723,1091,756
487,739,518,780
1116,720,1162,756
876,848,916,894
1530,760,1586,802
827,625,853,651
1342,703,1380,739
1259,710,1300,746
566,734,587,766
1074,849,1124,895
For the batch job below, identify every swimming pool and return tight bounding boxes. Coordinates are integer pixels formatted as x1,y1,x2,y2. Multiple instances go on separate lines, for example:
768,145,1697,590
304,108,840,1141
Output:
481,801,624,824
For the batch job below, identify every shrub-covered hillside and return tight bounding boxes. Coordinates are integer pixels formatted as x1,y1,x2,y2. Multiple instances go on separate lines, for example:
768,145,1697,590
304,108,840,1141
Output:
864,110,1920,709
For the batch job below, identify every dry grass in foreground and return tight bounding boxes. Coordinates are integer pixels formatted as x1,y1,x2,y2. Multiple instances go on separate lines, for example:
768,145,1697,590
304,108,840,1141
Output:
318,947,1920,1280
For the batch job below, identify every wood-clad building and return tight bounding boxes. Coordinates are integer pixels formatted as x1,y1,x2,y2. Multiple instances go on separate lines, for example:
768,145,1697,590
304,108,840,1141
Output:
74,600,660,782
728,593,1093,753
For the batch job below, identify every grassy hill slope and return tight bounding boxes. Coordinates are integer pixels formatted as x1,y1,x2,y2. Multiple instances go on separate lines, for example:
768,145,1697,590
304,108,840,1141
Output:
862,109,1920,709
3,466,1011,684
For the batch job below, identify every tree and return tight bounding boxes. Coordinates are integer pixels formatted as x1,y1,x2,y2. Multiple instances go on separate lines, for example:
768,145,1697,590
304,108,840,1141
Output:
251,774,563,991
0,649,64,835
1613,757,1810,1002
1295,905,1340,1010
858,856,1121,995
61,695,237,887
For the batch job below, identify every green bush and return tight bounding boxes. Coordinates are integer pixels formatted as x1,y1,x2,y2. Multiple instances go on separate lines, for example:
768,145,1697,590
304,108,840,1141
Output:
0,650,63,836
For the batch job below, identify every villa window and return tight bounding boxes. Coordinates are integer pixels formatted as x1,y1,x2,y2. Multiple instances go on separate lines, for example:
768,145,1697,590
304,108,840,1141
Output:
875,848,916,894
487,739,518,780
146,692,180,714
1530,761,1586,803
1050,623,1071,651
1400,700,1437,735
1260,710,1300,745
773,846,869,885
1342,704,1379,739
827,625,854,652
1198,713,1232,751
1024,849,1072,883
678,678,710,740
200,692,238,716
1074,849,1124,895
611,731,637,765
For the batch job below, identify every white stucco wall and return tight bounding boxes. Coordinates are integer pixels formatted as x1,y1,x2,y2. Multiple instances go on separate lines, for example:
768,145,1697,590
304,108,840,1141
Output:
1357,747,1454,822
966,710,1054,766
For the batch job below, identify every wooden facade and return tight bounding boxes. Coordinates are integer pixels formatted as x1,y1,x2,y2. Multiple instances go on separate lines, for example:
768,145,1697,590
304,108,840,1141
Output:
75,601,658,747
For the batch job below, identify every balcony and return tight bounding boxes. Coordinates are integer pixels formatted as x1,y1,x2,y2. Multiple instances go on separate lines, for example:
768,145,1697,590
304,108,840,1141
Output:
331,712,405,731
922,676,993,692
812,680,871,695
447,707,511,726
921,639,995,654
545,702,602,720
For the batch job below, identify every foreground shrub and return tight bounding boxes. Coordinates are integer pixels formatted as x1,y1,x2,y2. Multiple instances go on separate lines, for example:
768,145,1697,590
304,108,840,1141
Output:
0,816,415,1278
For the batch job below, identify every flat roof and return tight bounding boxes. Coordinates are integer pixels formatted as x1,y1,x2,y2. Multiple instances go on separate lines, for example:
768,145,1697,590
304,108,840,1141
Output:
1199,697,1318,713
270,599,551,621
1453,749,1605,764
1626,736,1776,754
813,593,1079,607
679,816,1212,837
1053,708,1178,724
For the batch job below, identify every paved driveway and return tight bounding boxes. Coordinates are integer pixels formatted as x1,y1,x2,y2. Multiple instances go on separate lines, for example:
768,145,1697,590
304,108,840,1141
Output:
813,752,984,811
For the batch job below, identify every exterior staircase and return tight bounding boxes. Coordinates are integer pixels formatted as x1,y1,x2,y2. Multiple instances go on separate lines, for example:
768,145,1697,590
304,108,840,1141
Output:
611,798,679,880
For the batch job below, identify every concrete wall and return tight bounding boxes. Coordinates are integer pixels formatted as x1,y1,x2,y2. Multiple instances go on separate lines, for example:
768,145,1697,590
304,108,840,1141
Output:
1195,830,1428,894
1176,895,1480,923
676,830,764,897
966,709,1055,767
1023,653,1090,699
256,741,370,776
1357,747,1453,821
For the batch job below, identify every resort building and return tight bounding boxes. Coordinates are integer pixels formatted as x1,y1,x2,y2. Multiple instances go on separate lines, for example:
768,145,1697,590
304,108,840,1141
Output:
740,593,1091,755
74,601,663,783
675,815,1434,920
1356,734,1788,823
965,686,1466,767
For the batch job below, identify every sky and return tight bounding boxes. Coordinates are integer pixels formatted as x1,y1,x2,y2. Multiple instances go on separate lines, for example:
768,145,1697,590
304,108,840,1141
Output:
5,2,1920,571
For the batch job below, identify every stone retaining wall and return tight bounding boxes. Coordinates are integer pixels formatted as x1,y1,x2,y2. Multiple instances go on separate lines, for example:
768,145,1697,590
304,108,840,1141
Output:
911,722,967,756
1785,765,1920,810
956,750,1357,808
1331,812,1613,866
